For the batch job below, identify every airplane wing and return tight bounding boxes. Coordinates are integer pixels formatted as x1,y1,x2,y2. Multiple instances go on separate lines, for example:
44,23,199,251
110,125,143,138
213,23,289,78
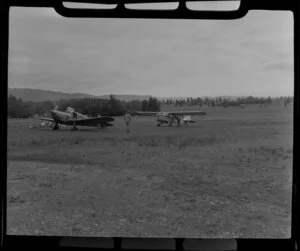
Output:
169,111,207,116
40,117,55,122
136,111,158,116
68,116,115,126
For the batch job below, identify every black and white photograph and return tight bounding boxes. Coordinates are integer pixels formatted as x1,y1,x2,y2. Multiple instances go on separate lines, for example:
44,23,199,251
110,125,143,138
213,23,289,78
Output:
7,5,293,238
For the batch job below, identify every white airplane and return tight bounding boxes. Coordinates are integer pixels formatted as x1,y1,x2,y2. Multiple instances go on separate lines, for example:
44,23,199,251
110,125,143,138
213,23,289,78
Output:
40,106,114,131
136,110,206,127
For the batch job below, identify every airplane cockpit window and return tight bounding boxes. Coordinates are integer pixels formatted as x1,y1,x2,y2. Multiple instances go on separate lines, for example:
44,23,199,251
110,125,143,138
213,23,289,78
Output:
7,6,293,239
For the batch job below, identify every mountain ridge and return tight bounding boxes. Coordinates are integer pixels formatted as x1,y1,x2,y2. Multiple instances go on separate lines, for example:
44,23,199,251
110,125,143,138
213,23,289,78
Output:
8,87,265,102
8,88,152,102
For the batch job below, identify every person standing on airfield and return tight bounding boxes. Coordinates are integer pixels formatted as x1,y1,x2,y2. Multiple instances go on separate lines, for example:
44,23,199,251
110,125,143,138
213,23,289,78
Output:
123,111,132,133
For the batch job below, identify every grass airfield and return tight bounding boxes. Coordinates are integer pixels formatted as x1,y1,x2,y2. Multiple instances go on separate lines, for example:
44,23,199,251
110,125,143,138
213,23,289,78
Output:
7,105,293,238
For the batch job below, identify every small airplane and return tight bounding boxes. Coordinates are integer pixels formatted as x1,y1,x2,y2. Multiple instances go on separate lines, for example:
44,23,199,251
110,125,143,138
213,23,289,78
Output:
135,110,206,127
40,106,114,131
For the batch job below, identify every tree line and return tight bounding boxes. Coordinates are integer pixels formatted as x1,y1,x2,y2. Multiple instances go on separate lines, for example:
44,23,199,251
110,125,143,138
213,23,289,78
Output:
161,96,293,108
8,95,53,118
7,94,161,118
8,94,293,118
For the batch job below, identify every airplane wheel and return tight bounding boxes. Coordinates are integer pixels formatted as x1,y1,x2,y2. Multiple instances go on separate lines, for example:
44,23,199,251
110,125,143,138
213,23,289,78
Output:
71,122,78,131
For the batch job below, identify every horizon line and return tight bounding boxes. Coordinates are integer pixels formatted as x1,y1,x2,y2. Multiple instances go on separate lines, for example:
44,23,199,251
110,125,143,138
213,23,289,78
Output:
8,87,294,99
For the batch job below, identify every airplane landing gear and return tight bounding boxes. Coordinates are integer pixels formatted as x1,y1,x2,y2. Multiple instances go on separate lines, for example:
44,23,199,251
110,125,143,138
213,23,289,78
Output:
71,122,78,131
176,117,181,127
52,123,59,130
168,117,173,127
99,123,112,128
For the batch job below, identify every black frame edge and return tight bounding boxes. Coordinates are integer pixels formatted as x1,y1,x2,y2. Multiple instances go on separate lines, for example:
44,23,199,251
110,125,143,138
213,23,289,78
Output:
1,0,299,250
292,2,300,250
0,1,9,249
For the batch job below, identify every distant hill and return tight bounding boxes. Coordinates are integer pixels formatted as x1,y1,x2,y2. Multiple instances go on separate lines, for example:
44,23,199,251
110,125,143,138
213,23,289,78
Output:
99,94,151,102
8,88,151,102
8,88,96,102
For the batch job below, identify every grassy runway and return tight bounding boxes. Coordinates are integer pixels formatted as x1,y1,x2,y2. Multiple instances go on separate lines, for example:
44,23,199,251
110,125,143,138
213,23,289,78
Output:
7,105,293,238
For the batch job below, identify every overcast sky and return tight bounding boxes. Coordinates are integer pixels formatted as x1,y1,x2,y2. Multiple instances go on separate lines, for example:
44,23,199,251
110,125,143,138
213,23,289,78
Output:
8,6,293,97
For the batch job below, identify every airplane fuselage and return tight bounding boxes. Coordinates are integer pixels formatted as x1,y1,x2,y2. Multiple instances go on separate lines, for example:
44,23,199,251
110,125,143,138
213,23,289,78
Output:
50,108,113,130
50,110,87,125
156,112,182,127
136,110,205,127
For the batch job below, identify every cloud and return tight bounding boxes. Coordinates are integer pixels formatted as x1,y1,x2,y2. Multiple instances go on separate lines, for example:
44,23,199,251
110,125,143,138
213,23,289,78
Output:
8,8,294,97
